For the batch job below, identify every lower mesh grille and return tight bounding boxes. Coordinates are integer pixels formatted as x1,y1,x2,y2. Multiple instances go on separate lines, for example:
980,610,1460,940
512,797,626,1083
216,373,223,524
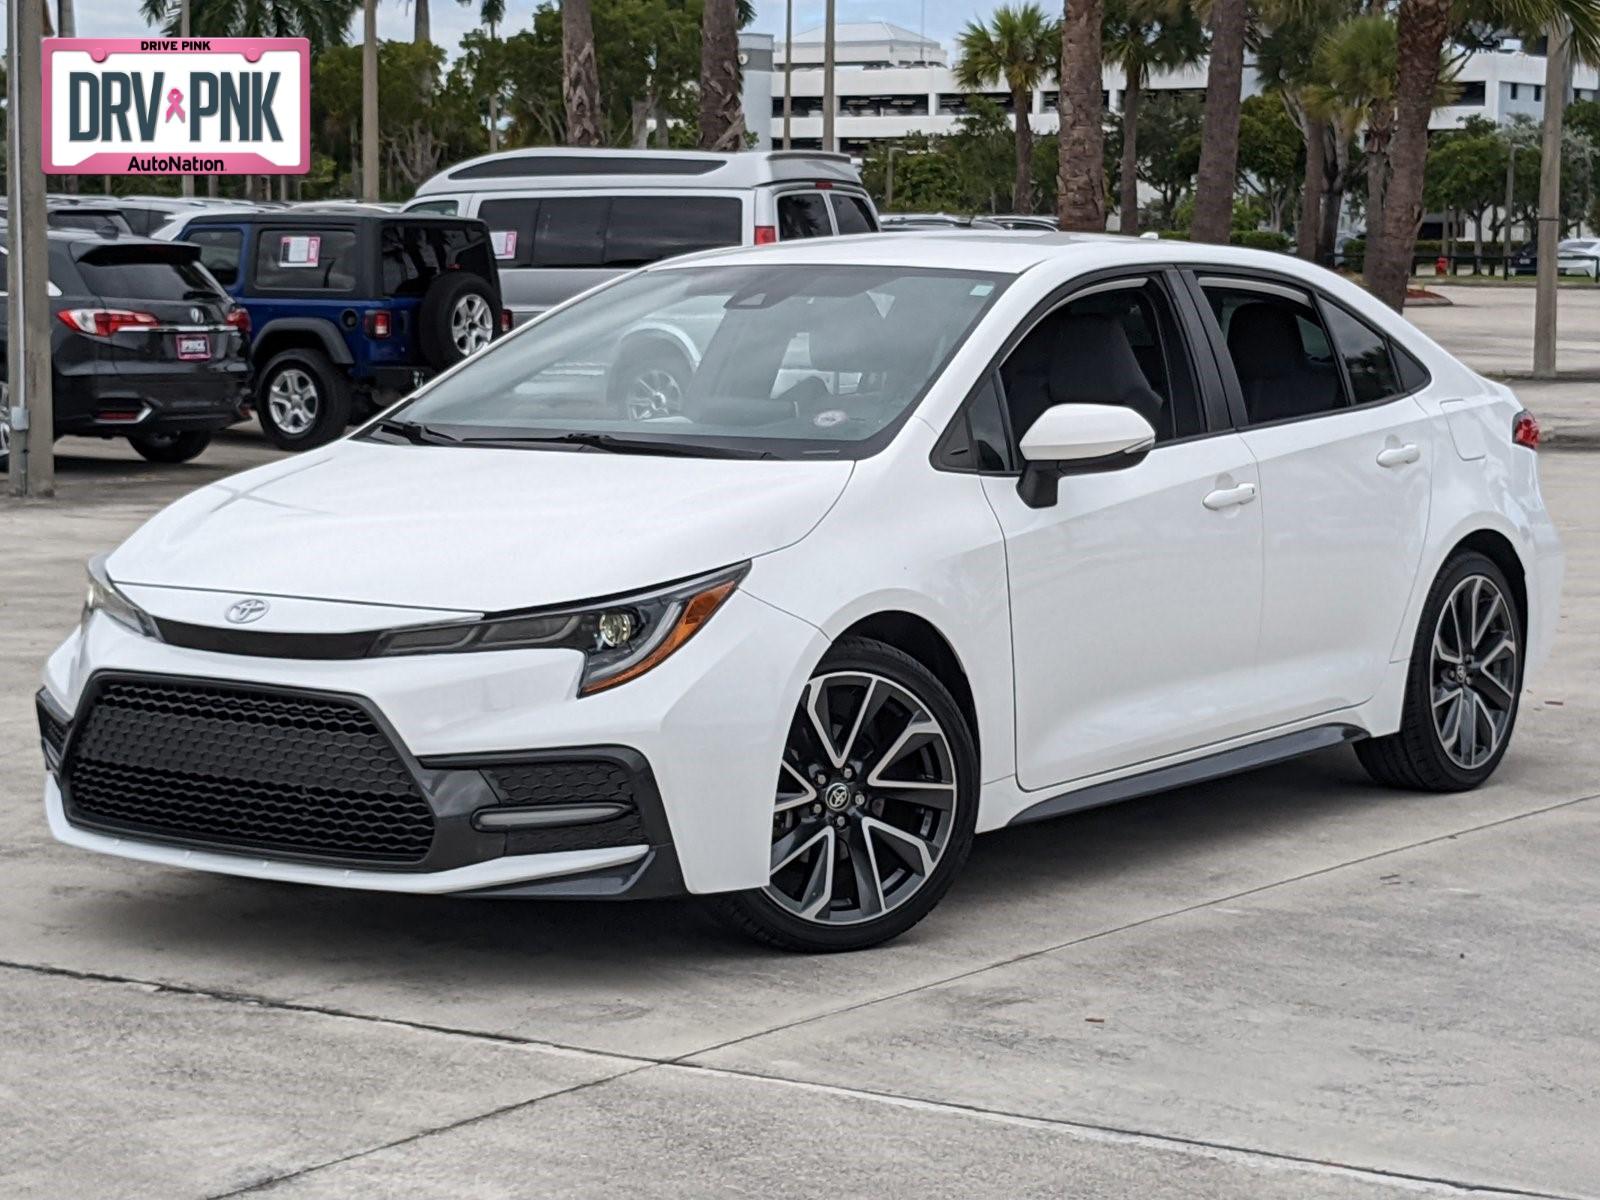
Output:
485,760,649,853
63,677,435,864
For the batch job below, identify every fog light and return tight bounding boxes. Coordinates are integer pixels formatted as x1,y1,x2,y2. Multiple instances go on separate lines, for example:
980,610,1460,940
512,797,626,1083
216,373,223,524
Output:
597,610,637,648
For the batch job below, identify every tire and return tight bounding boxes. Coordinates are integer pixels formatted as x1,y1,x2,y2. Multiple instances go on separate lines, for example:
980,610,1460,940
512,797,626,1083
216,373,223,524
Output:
129,430,212,464
606,340,695,420
707,636,979,952
1356,551,1524,792
417,273,497,370
257,348,351,451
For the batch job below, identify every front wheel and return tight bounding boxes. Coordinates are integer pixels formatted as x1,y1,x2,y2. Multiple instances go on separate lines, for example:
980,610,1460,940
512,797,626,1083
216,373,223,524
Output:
1357,551,1524,791
129,430,212,464
708,637,978,952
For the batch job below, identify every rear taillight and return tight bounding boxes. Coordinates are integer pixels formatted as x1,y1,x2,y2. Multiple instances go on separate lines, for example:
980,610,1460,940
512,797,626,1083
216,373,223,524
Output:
1512,410,1541,450
57,308,158,336
500,308,513,333
225,306,251,336
364,310,392,338
753,225,777,245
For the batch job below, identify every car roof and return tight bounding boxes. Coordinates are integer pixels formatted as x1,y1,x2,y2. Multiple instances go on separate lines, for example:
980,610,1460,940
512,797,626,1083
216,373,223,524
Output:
413,148,864,196
648,230,1356,284
178,209,475,227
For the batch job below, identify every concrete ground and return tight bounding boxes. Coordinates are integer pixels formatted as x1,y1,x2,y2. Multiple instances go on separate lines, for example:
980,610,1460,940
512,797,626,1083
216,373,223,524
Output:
2,296,1599,1199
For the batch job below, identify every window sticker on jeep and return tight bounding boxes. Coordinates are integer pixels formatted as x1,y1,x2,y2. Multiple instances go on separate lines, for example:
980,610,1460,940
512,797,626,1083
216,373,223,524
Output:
490,230,517,259
279,235,322,268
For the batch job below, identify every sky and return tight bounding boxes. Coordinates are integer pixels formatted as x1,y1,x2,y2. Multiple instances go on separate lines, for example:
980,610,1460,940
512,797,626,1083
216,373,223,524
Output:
16,0,990,55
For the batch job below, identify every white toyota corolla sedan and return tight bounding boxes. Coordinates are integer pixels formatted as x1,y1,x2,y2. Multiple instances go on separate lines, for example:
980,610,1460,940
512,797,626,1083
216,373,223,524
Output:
38,233,1563,951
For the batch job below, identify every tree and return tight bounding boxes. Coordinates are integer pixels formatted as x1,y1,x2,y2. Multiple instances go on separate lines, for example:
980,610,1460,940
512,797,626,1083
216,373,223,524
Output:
1366,0,1600,308
140,0,359,52
1102,0,1205,234
458,0,509,150
564,0,604,146
1308,15,1399,248
1190,0,1249,242
699,0,745,149
955,4,1058,213
412,0,430,42
1057,0,1106,229
1135,89,1204,227
1236,92,1303,230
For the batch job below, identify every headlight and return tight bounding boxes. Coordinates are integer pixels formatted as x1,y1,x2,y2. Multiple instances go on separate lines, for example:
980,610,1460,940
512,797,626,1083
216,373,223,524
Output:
371,563,748,695
82,556,160,643
83,554,160,640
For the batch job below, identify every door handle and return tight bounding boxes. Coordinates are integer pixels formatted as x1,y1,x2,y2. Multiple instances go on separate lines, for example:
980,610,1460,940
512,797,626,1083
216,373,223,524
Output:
1202,482,1257,510
1376,443,1421,468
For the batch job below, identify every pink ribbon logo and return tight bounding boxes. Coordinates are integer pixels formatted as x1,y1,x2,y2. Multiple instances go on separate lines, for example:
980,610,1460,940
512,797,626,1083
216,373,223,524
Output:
164,87,185,123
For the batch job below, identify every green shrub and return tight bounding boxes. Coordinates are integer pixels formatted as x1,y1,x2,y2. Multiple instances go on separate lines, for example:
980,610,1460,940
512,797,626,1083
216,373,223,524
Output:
1230,230,1293,251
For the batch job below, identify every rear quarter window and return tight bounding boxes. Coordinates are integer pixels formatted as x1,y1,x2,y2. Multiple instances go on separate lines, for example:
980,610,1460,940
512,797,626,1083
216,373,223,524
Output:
380,222,497,296
185,228,244,287
252,228,360,291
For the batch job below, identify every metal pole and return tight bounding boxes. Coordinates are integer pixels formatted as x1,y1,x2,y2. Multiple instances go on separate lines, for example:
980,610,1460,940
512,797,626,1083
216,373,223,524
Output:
1533,23,1569,378
8,0,55,496
1503,142,1516,279
180,0,194,197
782,0,793,150
362,0,379,202
886,146,897,206
822,0,836,153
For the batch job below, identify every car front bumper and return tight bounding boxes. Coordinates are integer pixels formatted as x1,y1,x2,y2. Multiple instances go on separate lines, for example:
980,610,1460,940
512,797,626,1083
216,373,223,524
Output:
40,588,826,898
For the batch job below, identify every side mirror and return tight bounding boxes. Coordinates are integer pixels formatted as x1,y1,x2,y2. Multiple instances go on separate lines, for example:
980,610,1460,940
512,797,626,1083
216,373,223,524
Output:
1016,403,1156,509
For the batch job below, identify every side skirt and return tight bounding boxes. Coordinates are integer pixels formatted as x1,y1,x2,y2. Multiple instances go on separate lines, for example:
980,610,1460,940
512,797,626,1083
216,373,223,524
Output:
1006,723,1367,827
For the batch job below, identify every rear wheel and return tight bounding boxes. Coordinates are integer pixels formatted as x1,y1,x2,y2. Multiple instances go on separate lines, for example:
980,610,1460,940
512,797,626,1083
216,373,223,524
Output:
257,349,351,451
129,430,211,464
709,637,978,952
1357,551,1523,791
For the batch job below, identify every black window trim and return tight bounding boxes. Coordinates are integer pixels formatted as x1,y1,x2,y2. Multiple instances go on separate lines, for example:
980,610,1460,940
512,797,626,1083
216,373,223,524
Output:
930,265,1232,478
1180,265,1434,433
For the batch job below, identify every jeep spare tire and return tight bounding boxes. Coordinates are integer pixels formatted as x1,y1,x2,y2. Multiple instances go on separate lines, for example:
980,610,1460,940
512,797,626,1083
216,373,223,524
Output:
418,273,497,369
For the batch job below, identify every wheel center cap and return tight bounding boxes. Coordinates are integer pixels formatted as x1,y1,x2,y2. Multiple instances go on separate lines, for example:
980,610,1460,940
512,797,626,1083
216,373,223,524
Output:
823,781,852,812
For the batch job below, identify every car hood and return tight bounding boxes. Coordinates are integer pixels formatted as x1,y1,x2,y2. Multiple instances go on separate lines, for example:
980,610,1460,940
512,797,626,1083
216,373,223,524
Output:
108,440,853,614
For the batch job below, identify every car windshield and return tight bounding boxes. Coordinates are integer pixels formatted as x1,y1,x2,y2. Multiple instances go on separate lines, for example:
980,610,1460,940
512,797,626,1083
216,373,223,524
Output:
388,263,1007,459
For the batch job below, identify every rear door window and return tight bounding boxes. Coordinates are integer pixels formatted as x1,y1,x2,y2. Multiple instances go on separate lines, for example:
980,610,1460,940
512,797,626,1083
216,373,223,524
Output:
778,192,833,240
252,228,360,291
478,197,536,267
605,196,741,265
830,193,876,235
185,228,244,287
533,197,609,267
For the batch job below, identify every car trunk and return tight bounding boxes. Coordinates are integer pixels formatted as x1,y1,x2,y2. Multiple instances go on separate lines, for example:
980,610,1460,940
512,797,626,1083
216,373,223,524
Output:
72,242,248,409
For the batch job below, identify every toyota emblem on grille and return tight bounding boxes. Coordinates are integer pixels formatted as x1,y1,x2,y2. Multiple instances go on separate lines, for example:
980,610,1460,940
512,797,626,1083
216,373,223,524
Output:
225,598,270,624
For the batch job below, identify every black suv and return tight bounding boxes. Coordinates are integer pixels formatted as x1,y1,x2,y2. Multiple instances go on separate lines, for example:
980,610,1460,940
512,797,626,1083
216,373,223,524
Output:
0,230,250,470
162,211,504,449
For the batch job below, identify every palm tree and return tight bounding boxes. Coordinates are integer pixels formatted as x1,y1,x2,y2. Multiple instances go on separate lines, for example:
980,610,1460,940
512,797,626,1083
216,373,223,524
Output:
460,0,507,150
413,0,430,43
140,0,358,52
1102,0,1205,234
563,0,604,146
1058,0,1106,229
1366,0,1600,307
1309,16,1399,250
363,0,379,199
700,0,746,150
956,5,1057,215
1190,0,1248,243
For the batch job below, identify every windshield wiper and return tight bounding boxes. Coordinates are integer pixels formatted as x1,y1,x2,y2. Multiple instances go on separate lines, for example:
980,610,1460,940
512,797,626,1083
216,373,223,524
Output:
458,431,771,459
368,418,461,446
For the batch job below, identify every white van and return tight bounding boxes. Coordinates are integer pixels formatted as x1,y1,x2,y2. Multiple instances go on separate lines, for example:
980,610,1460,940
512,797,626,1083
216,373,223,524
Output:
404,148,879,325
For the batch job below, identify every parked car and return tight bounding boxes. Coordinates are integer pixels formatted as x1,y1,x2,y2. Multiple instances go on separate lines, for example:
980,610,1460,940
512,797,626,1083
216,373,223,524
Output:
44,204,134,236
404,148,879,326
972,214,1058,231
1503,240,1600,277
879,213,975,230
156,210,504,449
38,235,1561,951
0,230,250,471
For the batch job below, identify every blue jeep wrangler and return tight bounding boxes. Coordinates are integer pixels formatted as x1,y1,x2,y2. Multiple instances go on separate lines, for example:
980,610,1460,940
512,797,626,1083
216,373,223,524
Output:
165,211,504,449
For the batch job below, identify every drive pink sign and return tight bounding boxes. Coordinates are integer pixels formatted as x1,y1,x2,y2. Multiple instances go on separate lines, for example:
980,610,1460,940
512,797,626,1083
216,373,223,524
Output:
43,38,309,175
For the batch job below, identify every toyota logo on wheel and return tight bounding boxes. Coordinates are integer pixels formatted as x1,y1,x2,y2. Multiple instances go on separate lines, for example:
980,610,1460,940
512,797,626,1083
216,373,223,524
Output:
225,598,270,624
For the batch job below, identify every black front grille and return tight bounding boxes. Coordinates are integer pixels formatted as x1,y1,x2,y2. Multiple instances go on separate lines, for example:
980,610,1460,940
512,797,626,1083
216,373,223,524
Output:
484,760,648,853
63,677,435,865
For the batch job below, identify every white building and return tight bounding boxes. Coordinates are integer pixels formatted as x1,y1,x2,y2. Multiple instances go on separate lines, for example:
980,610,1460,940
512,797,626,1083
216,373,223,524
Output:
766,23,1600,154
